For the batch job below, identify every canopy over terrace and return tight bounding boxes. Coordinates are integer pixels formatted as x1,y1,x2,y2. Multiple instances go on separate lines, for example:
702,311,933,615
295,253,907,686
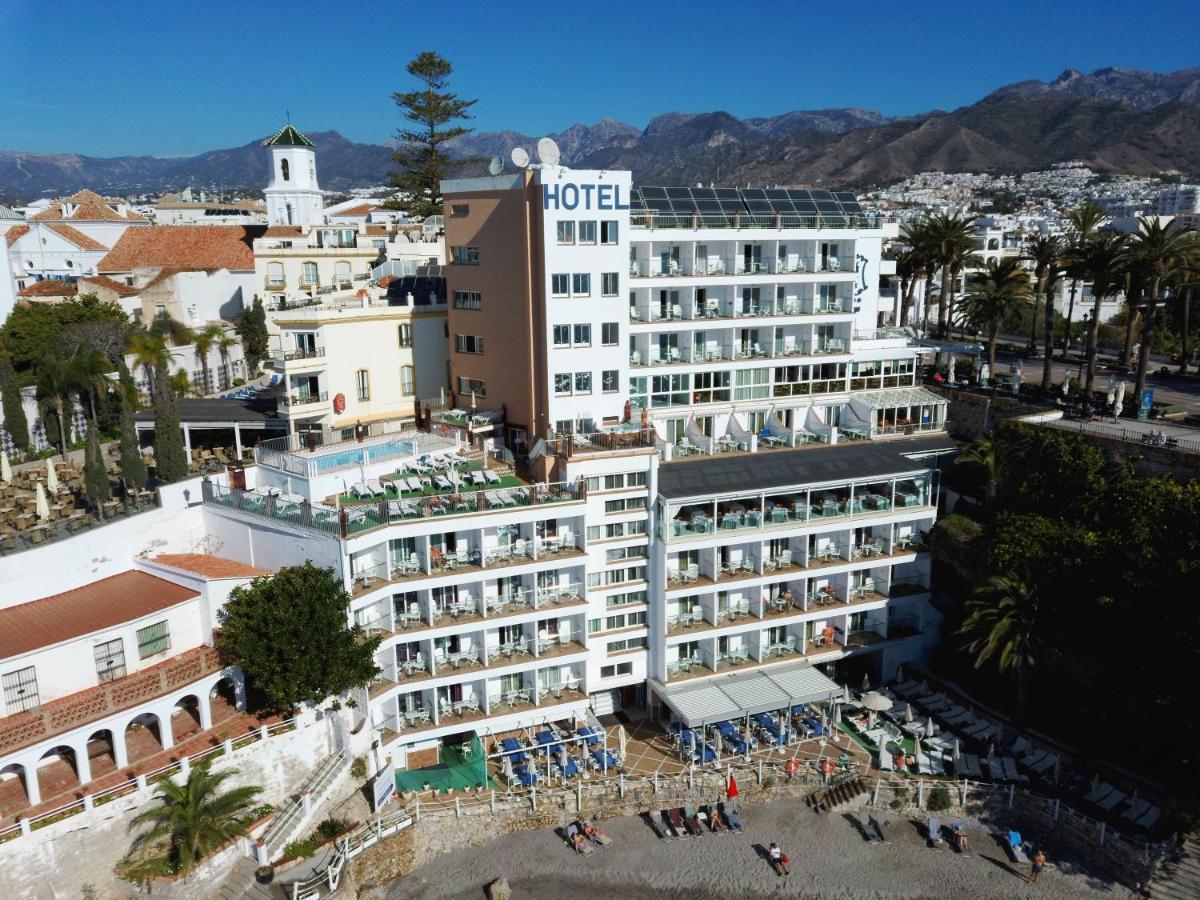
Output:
134,398,287,458
654,662,841,728
845,387,948,438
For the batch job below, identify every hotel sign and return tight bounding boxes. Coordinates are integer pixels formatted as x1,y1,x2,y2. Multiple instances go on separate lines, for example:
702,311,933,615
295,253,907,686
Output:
543,183,629,211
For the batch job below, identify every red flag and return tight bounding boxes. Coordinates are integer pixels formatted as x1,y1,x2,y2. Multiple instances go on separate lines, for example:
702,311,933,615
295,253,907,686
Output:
728,774,739,798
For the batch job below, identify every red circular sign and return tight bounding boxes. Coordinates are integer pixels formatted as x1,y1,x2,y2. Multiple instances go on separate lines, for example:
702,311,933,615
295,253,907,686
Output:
333,392,346,414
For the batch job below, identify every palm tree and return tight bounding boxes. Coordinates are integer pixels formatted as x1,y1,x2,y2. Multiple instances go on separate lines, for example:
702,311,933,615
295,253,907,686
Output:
959,258,1032,371
1060,203,1105,355
192,324,221,397
36,354,78,458
955,430,1011,503
898,215,936,327
1122,219,1199,406
1023,235,1063,391
129,763,262,874
1074,232,1126,397
215,329,238,391
71,348,112,426
960,574,1043,718
128,332,170,399
930,213,978,337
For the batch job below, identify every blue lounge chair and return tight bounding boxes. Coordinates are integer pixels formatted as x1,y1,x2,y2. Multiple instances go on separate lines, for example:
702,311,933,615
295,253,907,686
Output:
577,726,602,746
1006,831,1029,863
591,749,619,770
695,743,717,763
803,716,825,736
536,730,556,747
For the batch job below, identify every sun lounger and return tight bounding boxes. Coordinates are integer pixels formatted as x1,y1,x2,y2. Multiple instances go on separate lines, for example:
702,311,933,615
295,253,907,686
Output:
954,755,972,777
921,693,952,713
915,749,933,776
870,814,891,844
1123,798,1151,821
964,754,983,778
577,726,602,746
433,475,453,490
564,822,593,854
404,476,423,492
682,806,705,836
1002,758,1025,783
366,477,386,496
591,749,619,770
987,757,1005,781
470,470,485,486
1020,748,1048,770
893,678,922,697
665,808,688,837
695,743,718,763
941,709,973,727
647,811,672,840
1136,806,1161,830
483,469,501,484
973,724,1000,743
923,734,956,753
1030,753,1058,776
1006,831,1029,864
1098,789,1127,812
1085,782,1115,804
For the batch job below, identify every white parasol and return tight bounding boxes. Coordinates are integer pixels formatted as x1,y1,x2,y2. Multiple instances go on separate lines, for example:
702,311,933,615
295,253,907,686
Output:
501,754,513,780
925,716,936,739
947,357,956,384
470,390,477,411
1061,372,1072,396
46,457,58,494
904,703,914,724
0,450,10,485
953,738,961,760
861,672,871,692
1114,381,1126,419
36,482,50,521
860,692,892,728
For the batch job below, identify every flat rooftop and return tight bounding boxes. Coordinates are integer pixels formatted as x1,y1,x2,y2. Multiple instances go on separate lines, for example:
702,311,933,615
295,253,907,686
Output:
656,436,958,501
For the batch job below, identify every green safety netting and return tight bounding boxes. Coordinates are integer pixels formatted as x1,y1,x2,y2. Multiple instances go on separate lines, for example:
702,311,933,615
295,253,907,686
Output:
394,733,491,793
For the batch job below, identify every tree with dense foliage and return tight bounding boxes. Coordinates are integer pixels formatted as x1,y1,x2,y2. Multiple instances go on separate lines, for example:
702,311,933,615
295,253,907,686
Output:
117,361,148,492
235,298,268,376
1069,231,1126,396
1060,203,1105,353
959,258,1032,370
387,51,476,218
0,294,127,380
127,763,262,876
192,323,223,396
928,213,978,337
36,354,77,457
152,356,188,482
962,573,1044,720
1022,235,1063,390
217,563,380,713
83,417,110,514
0,356,30,457
897,215,937,327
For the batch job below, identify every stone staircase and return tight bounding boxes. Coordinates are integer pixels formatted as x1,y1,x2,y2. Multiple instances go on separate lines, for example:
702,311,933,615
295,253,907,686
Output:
1149,833,1200,899
806,776,869,814
209,856,283,900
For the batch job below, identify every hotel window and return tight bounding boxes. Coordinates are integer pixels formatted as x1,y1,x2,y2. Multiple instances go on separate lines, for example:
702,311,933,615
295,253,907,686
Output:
601,661,634,676
601,220,618,244
602,322,619,345
451,203,470,217
457,376,486,396
451,245,480,265
267,262,284,286
556,221,575,244
602,370,618,393
553,325,571,347
607,637,647,653
572,273,591,296
136,620,171,659
574,371,592,394
453,289,482,309
401,365,415,396
1,666,39,714
573,324,591,346
554,373,572,395
578,221,597,244
94,637,127,684
397,323,412,347
301,261,318,285
334,261,351,284
455,335,485,354
551,274,570,296
356,369,371,401
601,273,619,296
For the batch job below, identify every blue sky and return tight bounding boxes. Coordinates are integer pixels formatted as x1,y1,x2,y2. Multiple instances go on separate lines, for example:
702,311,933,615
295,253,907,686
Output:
0,0,1196,157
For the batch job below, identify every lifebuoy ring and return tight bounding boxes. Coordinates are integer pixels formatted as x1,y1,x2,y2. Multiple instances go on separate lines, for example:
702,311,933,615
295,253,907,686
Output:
333,392,346,414
785,758,801,776
820,759,836,775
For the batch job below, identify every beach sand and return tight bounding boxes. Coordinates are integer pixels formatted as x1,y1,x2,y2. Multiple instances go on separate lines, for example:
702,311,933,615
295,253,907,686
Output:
385,798,1133,899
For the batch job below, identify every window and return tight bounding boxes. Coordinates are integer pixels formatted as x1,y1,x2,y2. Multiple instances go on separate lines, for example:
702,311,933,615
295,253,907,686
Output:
553,324,571,347
397,323,412,347
572,273,591,296
587,520,648,541
451,245,479,265
606,611,646,630
280,159,290,181
604,496,646,514
585,472,647,492
587,565,646,587
606,545,647,563
556,221,575,244
453,290,482,310
334,261,351,284
573,324,591,346
602,370,618,393
356,369,371,401
574,371,591,394
554,373,572,395
94,638,126,684
601,322,619,345
1,666,39,714
456,376,485,396
601,272,619,296
551,274,570,296
451,203,470,217
301,261,318,285
600,661,635,677
401,365,415,396
136,620,171,659
607,637,647,654
601,220,619,244
608,589,647,608
455,335,485,354
578,221,597,244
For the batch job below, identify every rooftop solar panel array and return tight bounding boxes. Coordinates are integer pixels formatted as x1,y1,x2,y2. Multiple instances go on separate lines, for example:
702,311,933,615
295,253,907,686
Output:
631,186,865,221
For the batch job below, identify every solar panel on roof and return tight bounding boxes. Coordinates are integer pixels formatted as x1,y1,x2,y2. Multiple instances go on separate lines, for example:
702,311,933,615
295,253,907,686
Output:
691,188,718,200
741,189,767,199
640,186,668,198
787,190,814,200
810,190,835,201
645,197,673,211
815,201,841,212
793,200,819,212
764,189,789,199
664,187,692,199
840,201,864,213
833,191,856,201
694,199,723,212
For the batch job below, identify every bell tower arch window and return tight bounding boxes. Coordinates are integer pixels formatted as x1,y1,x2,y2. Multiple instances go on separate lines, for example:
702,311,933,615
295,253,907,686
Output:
281,159,290,181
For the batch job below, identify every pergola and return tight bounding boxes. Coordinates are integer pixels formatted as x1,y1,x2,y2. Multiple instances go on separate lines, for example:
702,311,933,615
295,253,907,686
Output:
846,387,948,437
654,662,841,728
134,399,287,459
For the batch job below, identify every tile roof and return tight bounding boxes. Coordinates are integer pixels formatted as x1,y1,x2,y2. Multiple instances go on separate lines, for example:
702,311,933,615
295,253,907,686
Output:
263,225,304,238
31,189,146,222
330,203,372,218
80,274,140,296
265,123,315,148
0,571,199,660
18,280,79,298
5,224,29,247
47,223,108,251
150,554,270,580
99,225,267,272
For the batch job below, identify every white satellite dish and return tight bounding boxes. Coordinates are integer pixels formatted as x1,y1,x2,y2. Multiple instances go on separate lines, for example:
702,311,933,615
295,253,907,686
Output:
510,147,530,168
488,155,503,176
536,137,561,166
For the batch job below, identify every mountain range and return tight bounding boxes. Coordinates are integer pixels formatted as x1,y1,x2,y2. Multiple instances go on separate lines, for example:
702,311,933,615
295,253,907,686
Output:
1,66,1198,201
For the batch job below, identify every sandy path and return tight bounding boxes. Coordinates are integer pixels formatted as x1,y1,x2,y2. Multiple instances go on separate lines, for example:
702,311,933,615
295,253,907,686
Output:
386,799,1131,899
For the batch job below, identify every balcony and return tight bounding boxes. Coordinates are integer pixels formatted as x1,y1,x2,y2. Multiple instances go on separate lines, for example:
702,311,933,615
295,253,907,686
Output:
630,297,853,324
280,390,329,408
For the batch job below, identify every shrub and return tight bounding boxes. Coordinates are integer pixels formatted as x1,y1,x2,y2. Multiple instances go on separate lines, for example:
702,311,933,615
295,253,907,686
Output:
889,787,909,811
350,757,367,780
927,784,953,812
315,817,351,840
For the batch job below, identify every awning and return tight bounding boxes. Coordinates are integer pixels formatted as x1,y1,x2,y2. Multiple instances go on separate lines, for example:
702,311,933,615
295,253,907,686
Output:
849,386,948,410
654,662,841,727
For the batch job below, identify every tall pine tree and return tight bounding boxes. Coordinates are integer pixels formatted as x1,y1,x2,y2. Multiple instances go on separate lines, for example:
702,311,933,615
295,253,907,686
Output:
84,417,111,515
0,357,30,459
387,52,476,218
152,356,188,482
118,361,148,491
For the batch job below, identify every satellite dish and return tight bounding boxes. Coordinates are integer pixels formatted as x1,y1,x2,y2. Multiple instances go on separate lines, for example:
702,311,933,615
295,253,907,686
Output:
536,137,561,167
488,155,503,176
510,147,530,168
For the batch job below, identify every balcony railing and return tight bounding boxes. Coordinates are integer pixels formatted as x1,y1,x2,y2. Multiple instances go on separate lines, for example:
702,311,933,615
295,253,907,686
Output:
272,346,325,363
631,211,883,231
281,391,329,408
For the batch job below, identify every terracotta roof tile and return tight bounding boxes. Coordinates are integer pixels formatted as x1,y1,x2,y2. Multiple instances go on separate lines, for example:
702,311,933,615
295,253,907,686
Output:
330,203,372,218
47,223,108,251
80,274,139,296
263,225,304,238
18,280,79,298
0,571,199,659
31,189,146,222
99,225,267,272
5,224,29,247
365,224,389,235
150,554,270,580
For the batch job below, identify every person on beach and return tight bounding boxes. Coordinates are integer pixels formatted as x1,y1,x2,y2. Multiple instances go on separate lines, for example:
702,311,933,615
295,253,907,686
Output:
708,805,726,831
1027,848,1046,885
951,822,969,853
582,820,608,846
768,842,791,876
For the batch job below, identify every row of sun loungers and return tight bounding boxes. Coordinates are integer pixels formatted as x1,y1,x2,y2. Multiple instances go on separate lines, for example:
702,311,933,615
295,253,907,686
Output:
655,803,744,838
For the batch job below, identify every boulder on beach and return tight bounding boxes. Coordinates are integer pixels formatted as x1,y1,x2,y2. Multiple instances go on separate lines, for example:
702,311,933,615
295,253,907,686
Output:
486,876,512,900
